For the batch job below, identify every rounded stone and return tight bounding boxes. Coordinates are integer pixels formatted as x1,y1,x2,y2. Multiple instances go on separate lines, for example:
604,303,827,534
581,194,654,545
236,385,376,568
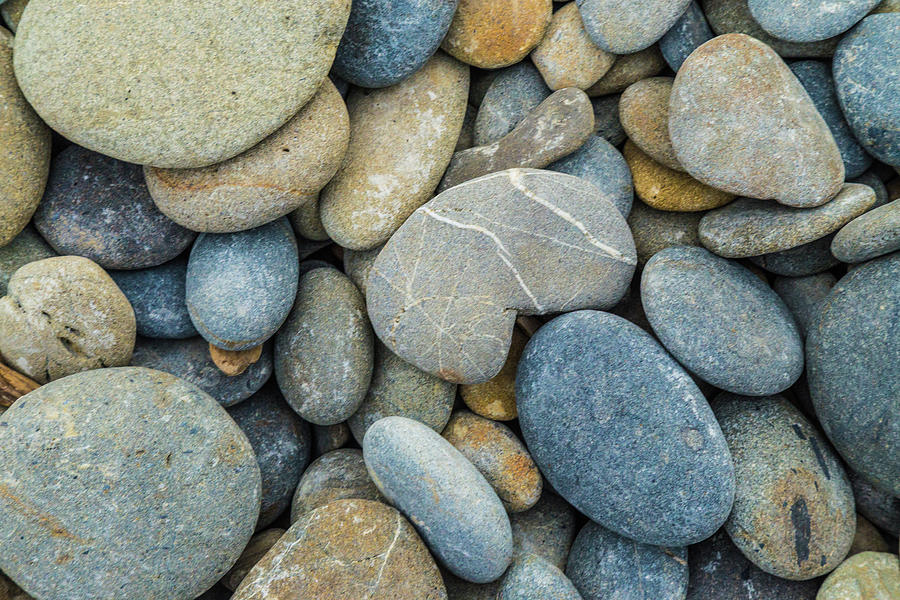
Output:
851,170,890,208
659,1,714,71
749,0,880,42
772,273,836,338
516,310,736,546
332,0,459,88
806,253,900,496
849,515,890,556
228,387,312,528
586,46,666,96
498,554,582,600
641,246,804,395
290,448,382,522
548,135,633,217
442,410,542,513
110,259,197,340
0,256,135,383
0,367,261,600
363,416,513,583
565,521,688,600
0,26,50,247
312,422,351,456
145,80,349,233
620,77,682,171
186,218,299,351
441,0,552,68
275,268,374,426
575,0,691,54
510,492,578,570
817,552,900,600
130,337,272,408
849,470,900,534
748,235,841,276
288,194,329,242
832,198,900,263
13,0,351,168
223,529,285,592
473,62,550,146
343,245,381,296
627,201,703,266
460,327,527,421
233,499,447,600
0,226,54,296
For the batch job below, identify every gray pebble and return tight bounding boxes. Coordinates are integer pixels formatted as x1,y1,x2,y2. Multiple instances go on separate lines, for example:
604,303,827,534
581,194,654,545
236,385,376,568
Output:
772,273,837,338
110,258,197,339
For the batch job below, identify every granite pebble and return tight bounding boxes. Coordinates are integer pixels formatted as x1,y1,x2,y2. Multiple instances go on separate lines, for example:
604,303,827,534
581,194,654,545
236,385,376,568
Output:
531,3,615,91
816,552,900,600
547,135,633,216
575,0,691,54
498,554,583,600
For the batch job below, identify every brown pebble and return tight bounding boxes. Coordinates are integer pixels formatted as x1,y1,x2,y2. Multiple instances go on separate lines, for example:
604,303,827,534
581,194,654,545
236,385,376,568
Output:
0,361,39,407
461,327,529,421
210,343,263,377
587,45,665,96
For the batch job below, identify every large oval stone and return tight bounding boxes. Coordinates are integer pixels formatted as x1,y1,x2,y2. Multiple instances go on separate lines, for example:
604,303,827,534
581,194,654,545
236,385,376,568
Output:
516,310,735,546
575,0,691,54
749,0,880,42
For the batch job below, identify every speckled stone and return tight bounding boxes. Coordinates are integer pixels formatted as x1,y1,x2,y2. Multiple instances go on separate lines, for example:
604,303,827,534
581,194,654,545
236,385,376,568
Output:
807,253,900,496
130,337,272,408
751,0,879,42
848,515,890,557
874,0,900,12
234,499,447,600
445,575,501,600
343,245,381,296
790,61,872,179
548,135,633,216
620,77,682,171
473,59,549,147
223,529,285,591
332,0,458,88
0,226,54,296
312,422,351,455
288,194,329,242
627,201,703,265
274,268,372,425
0,367,261,600
510,492,578,569
441,0,552,68
566,521,688,600
364,417,513,583
228,387,311,528
290,449,382,521
347,341,455,443
849,471,900,534
817,552,900,599
575,0,691,54
748,235,841,276
187,217,298,351
439,88,595,191
773,273,836,338
642,246,803,395
110,260,196,340
670,34,844,207
0,0,25,31
531,3,615,91
586,46,666,96
145,80,349,233
13,0,350,168
460,327,527,421
590,94,626,145
835,15,900,167
443,411,542,513
516,310,735,546
851,171,889,207
624,141,735,212
0,27,50,247
368,169,636,384
498,554,582,600
0,256,135,383
320,53,468,251
832,198,900,262
660,1,714,71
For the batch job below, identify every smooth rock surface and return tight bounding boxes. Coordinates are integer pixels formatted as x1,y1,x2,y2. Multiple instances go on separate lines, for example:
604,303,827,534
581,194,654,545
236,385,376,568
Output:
0,226,54,296
460,327,527,421
288,195,329,242
0,0,24,31
290,449,382,521
620,77,682,171
817,552,900,600
586,46,666,96
749,235,840,276
660,1,714,71
110,259,197,339
627,201,703,265
531,3,615,91
510,492,578,569
473,62,550,146
547,135,633,216
750,0,879,42
575,0,691,54
832,198,900,263
772,273,836,338
849,471,900,534
498,554,583,600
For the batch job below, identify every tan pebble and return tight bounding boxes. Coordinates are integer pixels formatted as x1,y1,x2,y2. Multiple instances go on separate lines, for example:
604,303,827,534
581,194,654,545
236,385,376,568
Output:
619,76,683,171
288,194,330,242
209,343,264,377
461,327,528,421
817,552,900,600
847,514,890,557
587,45,665,96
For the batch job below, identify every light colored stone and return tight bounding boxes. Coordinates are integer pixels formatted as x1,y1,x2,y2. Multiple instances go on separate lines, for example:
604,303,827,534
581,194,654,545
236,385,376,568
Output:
531,3,615,91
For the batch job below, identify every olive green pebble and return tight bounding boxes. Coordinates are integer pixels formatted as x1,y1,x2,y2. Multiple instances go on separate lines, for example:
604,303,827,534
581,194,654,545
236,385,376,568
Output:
847,515,890,557
0,226,55,296
817,552,900,599
288,194,330,242
627,201,703,265
510,492,578,569
343,245,382,296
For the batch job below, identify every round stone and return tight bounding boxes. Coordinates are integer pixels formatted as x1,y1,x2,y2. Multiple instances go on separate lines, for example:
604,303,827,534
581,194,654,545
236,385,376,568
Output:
509,492,578,570
749,0,880,42
575,0,691,54
772,273,836,338
586,46,666,96
460,327,527,421
498,554,582,600
548,135,633,217
473,62,550,146
627,201,703,266
620,77,682,171
13,0,351,168
849,470,900,534
290,448,382,521
817,552,900,600
0,225,54,296
0,367,261,600
832,198,900,263
109,259,196,340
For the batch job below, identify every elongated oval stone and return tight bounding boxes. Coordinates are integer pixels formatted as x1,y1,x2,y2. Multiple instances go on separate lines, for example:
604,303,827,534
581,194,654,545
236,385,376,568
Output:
817,552,900,600
110,259,197,340
363,416,513,583
670,34,844,207
748,235,840,277
575,0,691,54
516,310,735,546
620,77,682,171
749,0,880,42
832,198,900,263
498,554,582,600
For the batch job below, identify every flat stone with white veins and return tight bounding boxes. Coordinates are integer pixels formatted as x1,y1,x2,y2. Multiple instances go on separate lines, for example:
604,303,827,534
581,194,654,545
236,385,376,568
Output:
575,0,692,54
367,168,636,384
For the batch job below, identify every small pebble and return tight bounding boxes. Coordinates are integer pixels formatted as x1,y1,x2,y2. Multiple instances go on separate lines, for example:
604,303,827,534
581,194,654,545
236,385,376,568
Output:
848,515,890,557
109,259,197,340
659,1,714,71
223,529,285,592
312,422,351,455
586,46,666,96
575,0,692,54
816,552,900,600
498,554,583,600
460,327,527,421
290,448,382,521
342,245,381,296
620,77,682,171
288,194,329,242
849,470,900,534
531,3,615,91
590,94,627,145
832,198,900,262
510,492,578,570
748,235,841,277
473,62,550,146
0,225,55,296
548,135,633,217
772,273,837,338
627,200,703,265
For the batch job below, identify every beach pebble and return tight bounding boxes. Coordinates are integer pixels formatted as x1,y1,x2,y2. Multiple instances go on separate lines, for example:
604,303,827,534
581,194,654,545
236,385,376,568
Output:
832,198,900,263
659,1,714,71
343,245,381,296
848,515,890,556
445,575,501,600
0,226,55,296
851,170,889,207
109,259,197,339
620,77,682,171
548,136,633,216
817,552,900,600
575,0,691,54
473,62,550,146
849,470,900,534
290,449,382,521
627,201,703,265
223,529,286,591
531,3,615,91
749,235,841,276
460,327,527,421
288,195,329,242
749,0,880,42
510,492,578,569
498,554,583,600
590,94,626,145
312,422,351,455
772,273,837,338
586,46,666,96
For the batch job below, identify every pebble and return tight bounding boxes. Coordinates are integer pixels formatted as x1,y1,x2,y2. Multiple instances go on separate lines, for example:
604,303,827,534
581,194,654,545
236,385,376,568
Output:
0,0,24,31
670,34,844,207
590,94,627,146
575,0,691,54
312,422,351,455
751,0,879,42
109,259,197,339
620,77,682,171
510,492,578,569
772,273,837,338
832,198,900,263
363,416,513,583
547,135,633,216
443,410,543,512
849,470,900,534
457,103,477,151
332,0,459,88
320,53,469,251
516,310,735,546
290,448,382,521
0,26,50,247
0,226,54,296
0,367,261,600
586,46,665,96
851,170,889,207
186,217,299,351
367,169,636,384
659,1,714,71
233,499,446,599
473,62,550,146
460,327,527,421
439,88,595,191
228,387,311,528
145,80,349,233
130,337,272,408
816,552,900,600
531,3,615,91
223,529,285,591
642,246,804,395
498,554,583,600
807,253,900,496
0,256,135,383
627,201,703,265
347,341,455,443
343,245,381,296
441,0,552,68
13,0,351,168
288,195,330,242
748,235,841,277
699,184,876,258
274,268,373,425
849,515,890,556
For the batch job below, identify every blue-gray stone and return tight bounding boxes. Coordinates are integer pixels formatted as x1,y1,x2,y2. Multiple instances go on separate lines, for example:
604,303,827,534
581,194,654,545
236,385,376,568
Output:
807,252,900,496
566,521,688,600
130,336,273,407
498,554,583,600
516,310,735,546
363,416,513,583
834,15,900,167
186,217,299,351
576,0,691,54
660,1,714,71
848,470,900,534
548,136,633,217
849,170,889,207
332,0,458,88
748,234,840,276
110,258,197,339
642,246,804,396
750,0,881,42
228,386,311,529
473,62,551,146
0,225,55,296
790,60,872,178
0,367,261,600
591,94,626,146
772,272,836,338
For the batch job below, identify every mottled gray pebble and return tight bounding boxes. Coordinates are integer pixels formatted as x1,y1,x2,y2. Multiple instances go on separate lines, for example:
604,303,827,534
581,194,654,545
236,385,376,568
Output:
548,136,633,216
831,198,900,263
498,554,583,600
748,234,841,277
312,422,351,455
590,94,626,146
510,492,578,570
849,470,900,534
290,448,382,521
110,259,197,339
343,245,381,296
474,61,550,146
660,1,713,71
749,0,879,42
575,0,691,54
772,273,836,338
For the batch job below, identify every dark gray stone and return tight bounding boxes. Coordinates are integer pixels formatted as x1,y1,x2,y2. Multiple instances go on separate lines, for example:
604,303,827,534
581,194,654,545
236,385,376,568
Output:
590,94,626,146
849,470,900,535
110,258,197,339
748,234,841,276
660,1,713,71
548,136,633,216
312,422,350,456
498,554,582,600
750,0,879,42
831,198,900,263
474,62,551,146
575,0,691,54
773,273,837,338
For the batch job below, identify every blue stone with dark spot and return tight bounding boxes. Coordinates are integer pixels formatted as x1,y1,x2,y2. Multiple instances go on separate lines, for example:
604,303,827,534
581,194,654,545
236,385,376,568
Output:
110,258,197,339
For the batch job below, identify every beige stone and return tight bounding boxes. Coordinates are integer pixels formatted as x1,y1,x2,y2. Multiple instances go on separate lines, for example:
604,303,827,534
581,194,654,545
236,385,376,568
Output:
531,3,615,90
620,77,683,171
